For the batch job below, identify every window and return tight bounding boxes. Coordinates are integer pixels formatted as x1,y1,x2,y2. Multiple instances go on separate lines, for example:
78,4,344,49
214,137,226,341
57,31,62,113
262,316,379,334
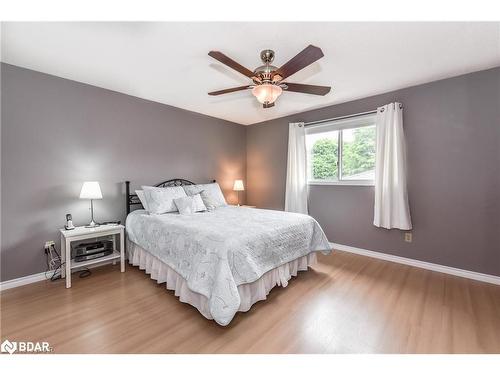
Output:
306,114,376,185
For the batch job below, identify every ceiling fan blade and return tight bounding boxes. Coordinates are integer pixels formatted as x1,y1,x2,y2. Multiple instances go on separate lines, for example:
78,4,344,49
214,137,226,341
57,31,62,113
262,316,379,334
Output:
208,51,255,79
283,83,331,96
263,102,275,109
208,85,252,96
273,45,324,80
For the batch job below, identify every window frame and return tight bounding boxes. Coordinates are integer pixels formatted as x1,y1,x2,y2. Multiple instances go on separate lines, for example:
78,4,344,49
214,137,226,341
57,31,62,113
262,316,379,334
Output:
305,113,377,186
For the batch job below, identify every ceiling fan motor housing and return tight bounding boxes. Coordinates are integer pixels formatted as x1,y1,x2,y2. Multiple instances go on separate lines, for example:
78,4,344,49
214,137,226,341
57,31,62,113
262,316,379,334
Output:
253,49,282,84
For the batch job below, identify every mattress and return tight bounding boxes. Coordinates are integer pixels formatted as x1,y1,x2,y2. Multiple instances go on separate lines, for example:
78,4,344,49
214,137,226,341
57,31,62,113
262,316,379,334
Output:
126,206,331,325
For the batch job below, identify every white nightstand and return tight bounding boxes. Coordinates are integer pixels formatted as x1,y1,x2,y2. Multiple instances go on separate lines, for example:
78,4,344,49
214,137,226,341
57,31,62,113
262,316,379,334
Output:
59,224,125,288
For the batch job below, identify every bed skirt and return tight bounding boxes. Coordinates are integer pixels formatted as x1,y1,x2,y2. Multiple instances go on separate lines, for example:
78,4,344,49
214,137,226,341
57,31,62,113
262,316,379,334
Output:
127,240,317,321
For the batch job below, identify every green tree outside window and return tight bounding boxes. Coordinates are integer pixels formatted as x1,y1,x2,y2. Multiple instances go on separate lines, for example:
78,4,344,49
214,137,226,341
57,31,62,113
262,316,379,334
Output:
312,138,338,180
311,126,375,180
342,126,376,177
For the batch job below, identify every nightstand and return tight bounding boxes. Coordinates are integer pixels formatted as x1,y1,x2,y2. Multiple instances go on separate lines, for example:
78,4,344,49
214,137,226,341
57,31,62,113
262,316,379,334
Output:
234,205,256,208
59,224,125,288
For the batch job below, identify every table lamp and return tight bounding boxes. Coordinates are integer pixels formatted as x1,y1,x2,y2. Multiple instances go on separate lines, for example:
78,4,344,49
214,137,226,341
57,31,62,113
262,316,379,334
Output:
233,179,244,206
79,181,103,227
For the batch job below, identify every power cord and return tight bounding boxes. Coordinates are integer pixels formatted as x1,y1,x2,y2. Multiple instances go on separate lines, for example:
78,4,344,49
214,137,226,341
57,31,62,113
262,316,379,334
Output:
45,242,62,281
45,243,91,281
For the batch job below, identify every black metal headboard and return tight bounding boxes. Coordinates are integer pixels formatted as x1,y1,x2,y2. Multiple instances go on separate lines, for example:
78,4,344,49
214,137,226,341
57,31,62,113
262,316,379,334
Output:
125,179,215,214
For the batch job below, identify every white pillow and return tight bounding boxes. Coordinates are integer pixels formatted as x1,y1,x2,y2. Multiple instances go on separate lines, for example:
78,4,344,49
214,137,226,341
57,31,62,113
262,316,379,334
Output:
173,196,196,215
135,190,149,212
192,193,207,212
199,190,217,211
173,194,207,215
183,183,227,208
142,185,187,214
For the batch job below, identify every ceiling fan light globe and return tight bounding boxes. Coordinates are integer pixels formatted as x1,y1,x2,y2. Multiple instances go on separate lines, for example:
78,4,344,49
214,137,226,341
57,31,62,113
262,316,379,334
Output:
252,84,282,105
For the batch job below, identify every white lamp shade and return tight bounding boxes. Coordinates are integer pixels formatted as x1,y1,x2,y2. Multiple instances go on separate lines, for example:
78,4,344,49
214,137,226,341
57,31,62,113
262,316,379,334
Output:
233,179,245,191
252,84,282,104
79,181,103,199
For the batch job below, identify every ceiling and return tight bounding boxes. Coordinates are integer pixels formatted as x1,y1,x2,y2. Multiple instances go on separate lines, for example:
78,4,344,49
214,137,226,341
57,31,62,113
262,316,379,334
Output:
2,22,499,125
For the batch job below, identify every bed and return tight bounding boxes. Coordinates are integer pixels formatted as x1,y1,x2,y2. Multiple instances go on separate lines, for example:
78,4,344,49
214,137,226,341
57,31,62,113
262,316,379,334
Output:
125,179,332,326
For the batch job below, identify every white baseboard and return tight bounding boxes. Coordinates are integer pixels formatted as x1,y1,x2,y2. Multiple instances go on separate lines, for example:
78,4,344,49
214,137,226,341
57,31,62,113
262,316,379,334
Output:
331,242,500,286
0,271,49,290
0,260,120,291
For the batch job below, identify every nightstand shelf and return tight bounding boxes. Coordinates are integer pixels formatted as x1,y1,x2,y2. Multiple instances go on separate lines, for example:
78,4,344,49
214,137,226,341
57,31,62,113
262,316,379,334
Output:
70,250,121,269
60,224,125,288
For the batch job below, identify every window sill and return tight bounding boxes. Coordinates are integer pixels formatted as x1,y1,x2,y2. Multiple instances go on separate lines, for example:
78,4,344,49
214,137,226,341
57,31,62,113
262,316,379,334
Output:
308,180,375,186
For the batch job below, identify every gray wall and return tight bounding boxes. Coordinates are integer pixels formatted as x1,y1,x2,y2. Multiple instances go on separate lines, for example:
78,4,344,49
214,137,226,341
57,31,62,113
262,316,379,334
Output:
247,67,500,277
1,63,246,281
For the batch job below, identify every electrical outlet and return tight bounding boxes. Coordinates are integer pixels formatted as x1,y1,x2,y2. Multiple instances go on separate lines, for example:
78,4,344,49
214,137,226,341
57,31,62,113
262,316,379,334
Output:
44,240,55,249
404,232,412,243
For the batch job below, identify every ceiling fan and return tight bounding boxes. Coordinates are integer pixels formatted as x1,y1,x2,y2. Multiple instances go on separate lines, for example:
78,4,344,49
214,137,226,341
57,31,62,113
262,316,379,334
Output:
208,45,331,108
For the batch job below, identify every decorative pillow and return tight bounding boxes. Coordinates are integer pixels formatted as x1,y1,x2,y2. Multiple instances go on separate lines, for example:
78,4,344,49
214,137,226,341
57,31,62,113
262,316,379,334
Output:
135,190,149,212
192,193,207,212
173,195,196,215
141,185,187,214
183,183,227,208
199,190,218,211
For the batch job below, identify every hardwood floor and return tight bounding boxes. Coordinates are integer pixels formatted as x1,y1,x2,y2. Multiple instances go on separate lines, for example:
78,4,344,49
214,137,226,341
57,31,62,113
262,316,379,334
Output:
2,251,500,354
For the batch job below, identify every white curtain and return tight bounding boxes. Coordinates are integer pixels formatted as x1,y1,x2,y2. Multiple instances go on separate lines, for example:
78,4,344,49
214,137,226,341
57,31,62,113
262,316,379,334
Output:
373,103,412,230
285,122,308,214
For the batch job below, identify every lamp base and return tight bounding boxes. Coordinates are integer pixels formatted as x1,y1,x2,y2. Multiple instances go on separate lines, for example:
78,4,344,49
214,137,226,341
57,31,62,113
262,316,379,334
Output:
85,199,100,228
85,220,100,228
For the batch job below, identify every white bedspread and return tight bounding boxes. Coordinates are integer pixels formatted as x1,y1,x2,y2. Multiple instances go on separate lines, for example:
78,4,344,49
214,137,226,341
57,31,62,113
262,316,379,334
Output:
126,206,331,325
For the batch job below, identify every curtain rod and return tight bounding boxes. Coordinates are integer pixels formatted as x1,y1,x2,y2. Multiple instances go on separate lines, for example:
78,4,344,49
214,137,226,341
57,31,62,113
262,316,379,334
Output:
304,109,377,127
303,104,403,127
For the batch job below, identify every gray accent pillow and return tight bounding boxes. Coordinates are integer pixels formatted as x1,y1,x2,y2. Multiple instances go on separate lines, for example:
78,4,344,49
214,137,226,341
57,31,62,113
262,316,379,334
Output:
173,195,196,215
142,185,187,214
192,193,207,212
183,183,227,208
199,190,218,211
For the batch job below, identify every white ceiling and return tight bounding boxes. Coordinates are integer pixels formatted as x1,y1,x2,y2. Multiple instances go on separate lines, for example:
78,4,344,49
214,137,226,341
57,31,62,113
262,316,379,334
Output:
2,22,499,125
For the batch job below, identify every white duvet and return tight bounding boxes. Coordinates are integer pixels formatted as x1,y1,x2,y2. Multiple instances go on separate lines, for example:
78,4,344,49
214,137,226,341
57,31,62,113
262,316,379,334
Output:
126,206,331,325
